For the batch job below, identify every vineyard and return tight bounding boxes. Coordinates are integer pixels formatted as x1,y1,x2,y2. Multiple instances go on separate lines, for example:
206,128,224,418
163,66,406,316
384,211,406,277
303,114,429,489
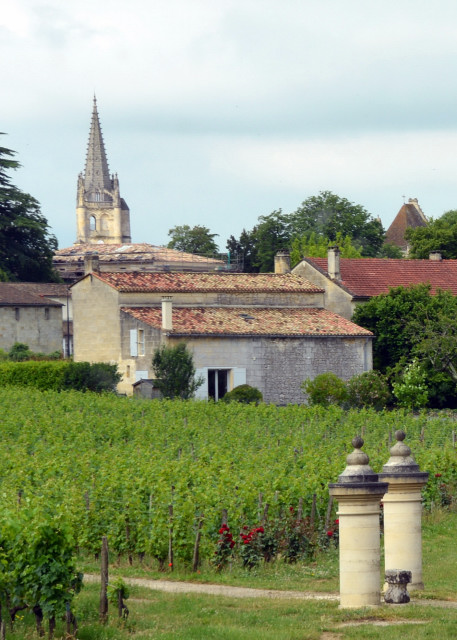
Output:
0,387,455,563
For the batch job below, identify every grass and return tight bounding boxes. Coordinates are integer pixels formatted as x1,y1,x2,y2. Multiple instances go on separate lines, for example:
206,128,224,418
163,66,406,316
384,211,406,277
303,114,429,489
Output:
4,510,457,639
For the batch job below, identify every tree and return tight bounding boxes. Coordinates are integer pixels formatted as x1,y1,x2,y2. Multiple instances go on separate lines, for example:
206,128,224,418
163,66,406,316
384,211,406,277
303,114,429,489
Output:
290,191,385,257
226,228,258,272
152,343,203,399
406,209,457,258
167,224,219,257
252,209,292,272
0,137,60,282
290,231,362,267
352,283,457,408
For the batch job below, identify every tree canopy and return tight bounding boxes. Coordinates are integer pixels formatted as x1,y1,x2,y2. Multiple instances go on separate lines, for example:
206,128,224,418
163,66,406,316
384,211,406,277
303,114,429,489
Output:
0,137,59,282
151,342,203,400
352,283,457,408
168,224,220,257
406,209,457,258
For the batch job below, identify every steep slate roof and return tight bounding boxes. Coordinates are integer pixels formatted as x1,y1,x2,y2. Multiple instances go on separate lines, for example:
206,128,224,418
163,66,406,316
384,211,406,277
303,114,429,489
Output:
304,257,457,297
0,284,62,306
385,200,428,249
121,306,372,337
55,243,224,266
94,271,323,293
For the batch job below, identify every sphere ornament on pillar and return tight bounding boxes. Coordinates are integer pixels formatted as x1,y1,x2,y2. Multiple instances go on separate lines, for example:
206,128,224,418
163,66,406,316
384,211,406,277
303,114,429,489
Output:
329,434,388,609
379,430,429,591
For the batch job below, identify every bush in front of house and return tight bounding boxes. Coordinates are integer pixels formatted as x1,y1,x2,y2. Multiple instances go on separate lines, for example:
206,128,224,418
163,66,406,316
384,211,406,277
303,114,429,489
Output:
222,384,263,404
0,361,121,392
346,370,391,410
301,372,348,407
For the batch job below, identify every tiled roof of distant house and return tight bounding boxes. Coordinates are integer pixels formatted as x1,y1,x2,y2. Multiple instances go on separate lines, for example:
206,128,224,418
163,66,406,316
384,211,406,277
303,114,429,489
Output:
93,271,323,293
8,283,70,297
386,199,428,250
54,243,224,265
304,257,457,298
0,283,62,306
121,306,372,337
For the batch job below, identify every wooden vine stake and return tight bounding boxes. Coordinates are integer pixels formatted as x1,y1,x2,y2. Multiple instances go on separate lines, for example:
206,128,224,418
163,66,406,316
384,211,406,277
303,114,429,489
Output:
168,485,175,571
99,536,109,624
192,514,204,572
310,494,317,531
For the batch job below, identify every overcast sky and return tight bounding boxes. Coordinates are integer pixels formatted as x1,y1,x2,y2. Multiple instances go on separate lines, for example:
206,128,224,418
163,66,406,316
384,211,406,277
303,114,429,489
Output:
3,0,457,251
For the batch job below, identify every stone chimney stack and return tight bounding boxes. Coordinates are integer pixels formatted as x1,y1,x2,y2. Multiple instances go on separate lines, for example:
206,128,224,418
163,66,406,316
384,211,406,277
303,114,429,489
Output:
429,251,442,261
274,250,291,274
84,252,100,275
327,246,341,280
161,296,173,331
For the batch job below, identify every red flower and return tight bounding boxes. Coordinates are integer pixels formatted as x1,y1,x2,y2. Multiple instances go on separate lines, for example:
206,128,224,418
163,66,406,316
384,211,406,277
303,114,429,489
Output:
327,530,333,537
435,473,442,478
168,562,173,566
289,506,294,513
256,526,264,534
334,519,339,525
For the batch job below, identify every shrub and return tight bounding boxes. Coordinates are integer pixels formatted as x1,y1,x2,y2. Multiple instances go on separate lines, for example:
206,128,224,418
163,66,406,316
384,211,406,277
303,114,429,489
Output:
0,361,120,392
8,342,32,361
301,372,348,407
152,343,203,399
346,370,391,410
222,384,263,404
392,360,429,410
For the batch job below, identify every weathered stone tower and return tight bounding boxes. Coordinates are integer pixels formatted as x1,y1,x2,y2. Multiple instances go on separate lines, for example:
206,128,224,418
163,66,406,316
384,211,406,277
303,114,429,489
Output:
76,97,131,245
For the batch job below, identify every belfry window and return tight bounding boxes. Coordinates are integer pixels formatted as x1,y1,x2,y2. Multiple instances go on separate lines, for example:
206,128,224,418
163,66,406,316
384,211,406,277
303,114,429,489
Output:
90,215,96,231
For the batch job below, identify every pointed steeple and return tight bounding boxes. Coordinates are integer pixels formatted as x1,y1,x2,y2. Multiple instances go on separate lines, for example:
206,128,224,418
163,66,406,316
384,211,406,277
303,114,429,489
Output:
84,96,112,198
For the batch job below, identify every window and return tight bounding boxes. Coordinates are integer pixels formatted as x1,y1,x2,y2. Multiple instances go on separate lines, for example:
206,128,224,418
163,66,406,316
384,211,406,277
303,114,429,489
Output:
90,215,96,231
44,307,50,320
15,308,20,321
208,369,230,401
138,330,145,356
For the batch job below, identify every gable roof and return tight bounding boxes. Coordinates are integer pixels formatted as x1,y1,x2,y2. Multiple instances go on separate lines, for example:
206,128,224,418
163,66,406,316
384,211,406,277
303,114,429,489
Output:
93,271,323,293
121,306,372,337
303,257,457,298
0,284,63,306
385,199,428,249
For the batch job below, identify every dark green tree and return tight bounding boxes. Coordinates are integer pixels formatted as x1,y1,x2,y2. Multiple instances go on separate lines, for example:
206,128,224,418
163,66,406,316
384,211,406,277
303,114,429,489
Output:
406,209,457,258
152,342,203,399
0,137,59,282
226,228,258,272
253,209,292,272
167,224,219,257
290,191,385,257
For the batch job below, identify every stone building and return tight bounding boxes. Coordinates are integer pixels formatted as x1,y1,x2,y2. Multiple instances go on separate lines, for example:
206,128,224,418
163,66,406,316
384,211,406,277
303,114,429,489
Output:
53,99,225,282
293,247,457,319
71,268,373,403
0,284,63,354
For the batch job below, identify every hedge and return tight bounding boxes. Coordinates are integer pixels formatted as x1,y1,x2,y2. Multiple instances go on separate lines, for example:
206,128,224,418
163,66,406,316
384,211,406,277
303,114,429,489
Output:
0,361,121,392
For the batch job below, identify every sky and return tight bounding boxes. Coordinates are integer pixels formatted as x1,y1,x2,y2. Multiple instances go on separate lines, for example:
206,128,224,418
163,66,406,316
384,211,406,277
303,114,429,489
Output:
3,0,457,251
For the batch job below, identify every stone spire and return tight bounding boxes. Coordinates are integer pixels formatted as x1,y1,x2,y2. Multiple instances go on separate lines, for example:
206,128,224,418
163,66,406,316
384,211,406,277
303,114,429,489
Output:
84,96,112,199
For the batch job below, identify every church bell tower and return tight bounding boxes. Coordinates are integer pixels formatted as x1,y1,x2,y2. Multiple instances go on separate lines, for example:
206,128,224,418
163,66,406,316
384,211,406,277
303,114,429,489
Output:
76,97,131,244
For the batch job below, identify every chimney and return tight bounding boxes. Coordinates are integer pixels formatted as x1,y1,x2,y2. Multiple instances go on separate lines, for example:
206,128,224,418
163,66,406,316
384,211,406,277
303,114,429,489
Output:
274,250,291,274
161,296,173,331
429,251,442,261
328,246,341,280
84,252,100,275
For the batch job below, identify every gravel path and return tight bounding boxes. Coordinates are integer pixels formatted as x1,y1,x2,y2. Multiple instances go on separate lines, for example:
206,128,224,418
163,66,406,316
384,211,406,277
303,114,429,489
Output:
84,574,457,607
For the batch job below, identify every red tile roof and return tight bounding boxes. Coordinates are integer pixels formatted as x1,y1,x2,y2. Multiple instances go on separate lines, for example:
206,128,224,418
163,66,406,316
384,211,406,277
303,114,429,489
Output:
305,257,457,297
0,284,62,306
55,243,224,265
95,271,323,293
121,306,372,337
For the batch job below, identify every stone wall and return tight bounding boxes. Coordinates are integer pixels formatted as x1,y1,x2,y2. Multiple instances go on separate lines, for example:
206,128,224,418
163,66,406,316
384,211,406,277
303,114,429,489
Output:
293,262,356,319
0,306,62,354
117,290,324,308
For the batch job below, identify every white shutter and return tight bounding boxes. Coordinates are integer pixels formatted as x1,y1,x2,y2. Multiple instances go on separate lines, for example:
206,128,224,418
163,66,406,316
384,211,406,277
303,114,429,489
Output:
194,368,208,399
130,329,138,356
232,367,246,389
135,370,148,382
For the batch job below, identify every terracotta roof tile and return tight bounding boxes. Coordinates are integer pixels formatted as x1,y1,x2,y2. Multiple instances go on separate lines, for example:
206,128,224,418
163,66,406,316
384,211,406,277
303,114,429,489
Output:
95,271,323,293
54,243,224,265
121,306,372,337
0,284,62,306
306,257,457,297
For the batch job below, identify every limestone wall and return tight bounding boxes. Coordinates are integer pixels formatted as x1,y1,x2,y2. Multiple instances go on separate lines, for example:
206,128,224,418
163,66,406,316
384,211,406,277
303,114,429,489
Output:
0,306,62,354
117,290,324,308
293,262,357,319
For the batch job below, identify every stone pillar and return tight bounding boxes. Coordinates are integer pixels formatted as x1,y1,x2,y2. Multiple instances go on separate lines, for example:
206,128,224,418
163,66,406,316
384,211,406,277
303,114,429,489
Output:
379,430,429,590
329,436,388,608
